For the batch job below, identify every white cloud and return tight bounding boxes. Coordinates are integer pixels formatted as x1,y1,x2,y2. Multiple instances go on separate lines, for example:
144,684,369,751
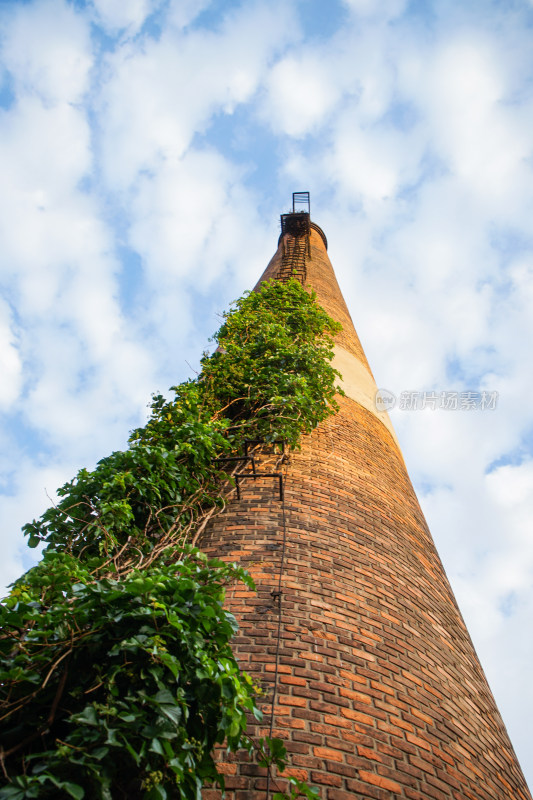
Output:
421,37,532,219
89,0,162,34
0,458,84,591
165,0,217,32
0,298,21,409
96,0,298,189
261,54,341,137
0,0,91,104
327,116,424,205
341,0,407,21
0,0,162,525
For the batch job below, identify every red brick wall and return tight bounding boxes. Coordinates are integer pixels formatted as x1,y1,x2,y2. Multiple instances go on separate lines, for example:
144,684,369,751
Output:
200,227,531,800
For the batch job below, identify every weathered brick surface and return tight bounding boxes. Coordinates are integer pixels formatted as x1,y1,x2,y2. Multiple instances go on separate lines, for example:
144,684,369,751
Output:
200,226,531,799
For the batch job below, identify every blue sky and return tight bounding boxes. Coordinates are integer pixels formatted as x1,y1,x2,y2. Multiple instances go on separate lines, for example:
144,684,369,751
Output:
1,0,533,787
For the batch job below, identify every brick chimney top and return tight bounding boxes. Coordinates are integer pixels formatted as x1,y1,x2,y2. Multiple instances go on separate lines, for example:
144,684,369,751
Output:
278,191,328,249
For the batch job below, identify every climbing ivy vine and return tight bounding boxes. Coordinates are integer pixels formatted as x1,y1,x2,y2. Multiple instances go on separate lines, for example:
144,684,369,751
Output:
0,279,341,800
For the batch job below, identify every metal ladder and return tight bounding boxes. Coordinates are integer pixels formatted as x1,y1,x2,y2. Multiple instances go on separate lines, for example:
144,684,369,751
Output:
276,233,309,284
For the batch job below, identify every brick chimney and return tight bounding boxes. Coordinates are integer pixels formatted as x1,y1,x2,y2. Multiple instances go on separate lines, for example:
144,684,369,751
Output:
201,196,531,800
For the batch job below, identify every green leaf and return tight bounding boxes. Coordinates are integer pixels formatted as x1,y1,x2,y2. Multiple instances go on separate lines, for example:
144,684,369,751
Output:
75,705,99,726
150,738,165,756
0,787,28,800
61,783,85,800
146,786,167,800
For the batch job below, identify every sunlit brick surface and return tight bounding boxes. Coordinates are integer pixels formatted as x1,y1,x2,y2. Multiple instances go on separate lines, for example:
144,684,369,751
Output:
200,226,531,800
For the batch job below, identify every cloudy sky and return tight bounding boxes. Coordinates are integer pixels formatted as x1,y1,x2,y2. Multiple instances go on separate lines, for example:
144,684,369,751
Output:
1,0,532,787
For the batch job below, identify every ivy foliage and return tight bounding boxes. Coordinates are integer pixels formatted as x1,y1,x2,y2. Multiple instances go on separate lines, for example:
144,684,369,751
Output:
0,279,340,799
1,551,257,800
